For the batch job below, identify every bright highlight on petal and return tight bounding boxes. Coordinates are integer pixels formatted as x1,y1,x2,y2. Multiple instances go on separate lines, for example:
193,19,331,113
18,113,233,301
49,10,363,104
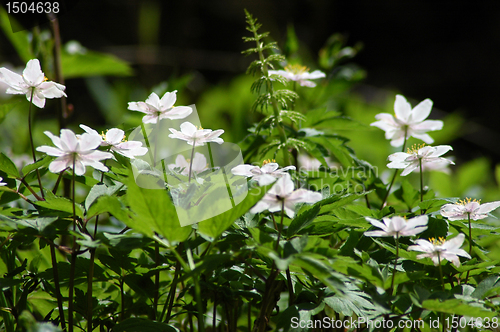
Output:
127,90,192,124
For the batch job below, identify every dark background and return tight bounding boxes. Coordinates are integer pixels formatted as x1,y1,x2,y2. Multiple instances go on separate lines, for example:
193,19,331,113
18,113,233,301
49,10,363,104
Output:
2,0,500,163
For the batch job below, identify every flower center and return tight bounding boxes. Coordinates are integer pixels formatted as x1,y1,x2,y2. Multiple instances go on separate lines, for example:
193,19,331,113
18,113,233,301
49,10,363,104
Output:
429,237,446,246
407,143,426,155
284,64,309,75
43,76,48,82
262,159,276,166
457,197,480,206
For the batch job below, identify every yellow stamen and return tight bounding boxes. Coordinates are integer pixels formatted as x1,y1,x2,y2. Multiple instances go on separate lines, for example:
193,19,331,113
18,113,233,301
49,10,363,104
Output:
406,143,426,154
262,159,276,165
284,64,309,75
43,76,48,82
457,197,481,205
429,237,446,246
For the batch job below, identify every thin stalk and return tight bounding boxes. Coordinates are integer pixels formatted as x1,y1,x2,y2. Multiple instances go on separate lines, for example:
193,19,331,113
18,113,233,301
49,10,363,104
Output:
437,253,445,291
153,243,160,319
120,277,125,321
20,178,43,201
380,129,408,209
276,200,285,253
49,15,67,131
188,140,196,183
0,290,15,332
161,258,181,322
67,158,77,332
389,235,400,296
212,295,217,329
465,212,472,283
286,268,294,305
28,87,45,199
419,158,424,202
141,123,155,166
50,243,66,331
153,120,161,166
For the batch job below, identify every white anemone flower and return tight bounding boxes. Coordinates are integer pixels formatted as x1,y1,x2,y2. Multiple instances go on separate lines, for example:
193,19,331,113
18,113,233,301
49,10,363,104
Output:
128,90,192,124
440,198,500,221
231,159,296,186
269,64,325,87
371,95,443,147
168,122,224,146
408,234,471,267
0,177,6,186
36,129,113,175
364,215,428,238
168,152,208,176
80,125,148,159
387,144,454,176
250,173,322,218
0,59,66,108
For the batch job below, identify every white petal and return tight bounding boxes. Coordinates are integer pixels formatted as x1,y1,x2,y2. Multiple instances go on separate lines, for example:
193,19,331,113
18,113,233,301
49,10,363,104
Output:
299,80,316,87
409,98,433,123
231,164,257,177
160,90,177,109
160,106,192,120
477,201,500,215
60,129,79,151
364,230,390,237
49,158,71,173
128,101,150,114
261,163,279,173
287,189,322,204
410,133,434,144
250,200,271,214
412,120,443,132
23,59,45,86
142,115,159,124
256,174,278,186
365,217,389,232
79,124,99,136
44,131,63,150
179,122,197,136
303,70,326,79
78,133,102,151
400,163,419,176
441,234,465,251
145,92,161,110
394,95,411,123
0,67,24,87
36,145,65,157
429,145,453,158
38,81,66,98
106,128,125,145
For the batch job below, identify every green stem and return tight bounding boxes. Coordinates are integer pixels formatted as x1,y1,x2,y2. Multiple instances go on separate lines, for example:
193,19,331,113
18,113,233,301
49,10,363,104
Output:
465,212,472,283
161,257,181,322
67,158,77,332
0,290,15,332
419,158,424,202
50,243,66,331
141,123,155,166
188,140,196,183
389,235,400,296
153,243,160,319
276,200,285,253
437,253,445,291
380,128,408,209
28,87,45,199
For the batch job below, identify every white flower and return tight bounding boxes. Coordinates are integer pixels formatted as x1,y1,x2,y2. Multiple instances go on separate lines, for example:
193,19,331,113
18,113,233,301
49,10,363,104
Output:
36,129,113,175
364,215,428,238
128,90,192,124
440,198,500,221
250,173,322,218
269,64,325,87
168,122,224,146
168,152,208,176
0,177,6,186
0,59,66,108
231,160,295,186
371,95,443,147
387,144,454,176
80,125,148,159
408,234,471,267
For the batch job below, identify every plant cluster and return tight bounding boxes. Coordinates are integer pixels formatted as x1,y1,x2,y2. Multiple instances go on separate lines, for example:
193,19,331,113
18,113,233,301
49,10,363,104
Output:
0,9,499,332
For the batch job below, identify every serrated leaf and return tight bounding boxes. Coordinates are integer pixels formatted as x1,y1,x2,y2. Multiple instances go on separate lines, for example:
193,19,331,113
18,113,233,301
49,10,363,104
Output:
287,205,321,238
34,196,84,217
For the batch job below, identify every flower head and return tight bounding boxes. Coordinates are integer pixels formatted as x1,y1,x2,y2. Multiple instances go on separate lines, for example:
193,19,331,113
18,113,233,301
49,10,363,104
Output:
387,144,454,176
440,198,500,221
371,95,443,147
269,64,325,87
79,125,148,159
168,152,208,176
364,215,428,238
231,160,295,186
0,59,66,108
36,129,113,175
168,122,224,146
128,91,192,124
250,173,322,218
408,233,471,267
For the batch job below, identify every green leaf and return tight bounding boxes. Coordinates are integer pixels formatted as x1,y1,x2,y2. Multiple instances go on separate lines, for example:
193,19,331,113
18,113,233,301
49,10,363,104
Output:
112,318,179,332
197,184,271,241
21,156,52,177
34,196,84,217
292,253,346,292
287,205,321,238
126,176,191,246
318,191,372,215
0,7,33,62
0,153,20,178
0,101,20,124
84,183,122,211
422,299,496,318
61,49,133,78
